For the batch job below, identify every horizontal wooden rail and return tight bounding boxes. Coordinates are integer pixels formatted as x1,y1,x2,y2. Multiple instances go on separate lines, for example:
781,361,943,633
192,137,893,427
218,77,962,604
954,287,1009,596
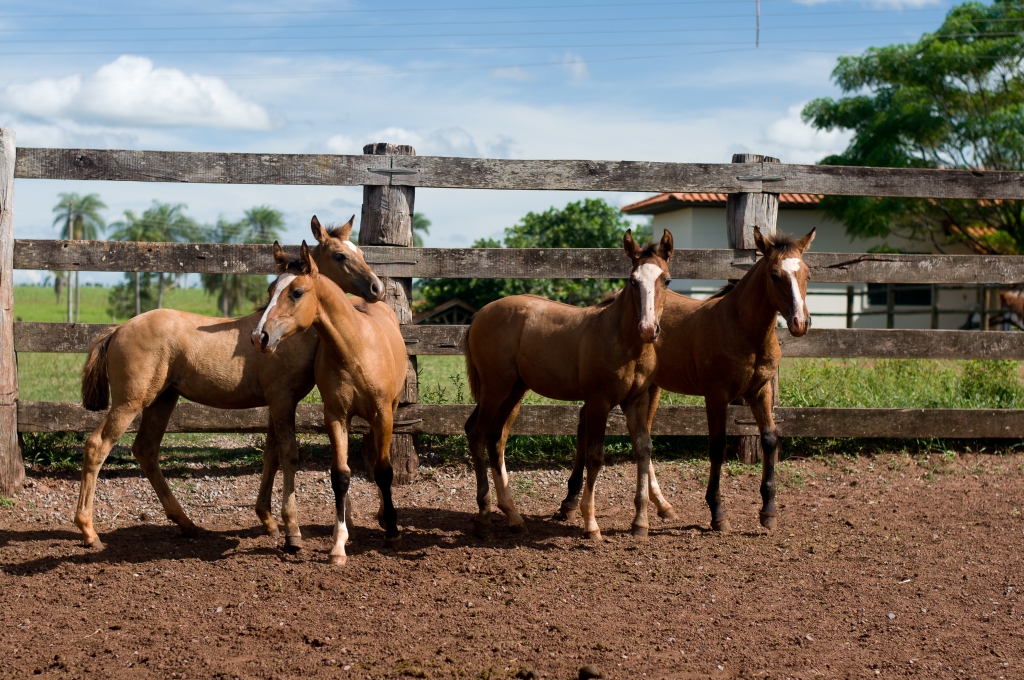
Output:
14,148,1024,199
14,322,1024,360
15,240,1024,284
17,401,1024,438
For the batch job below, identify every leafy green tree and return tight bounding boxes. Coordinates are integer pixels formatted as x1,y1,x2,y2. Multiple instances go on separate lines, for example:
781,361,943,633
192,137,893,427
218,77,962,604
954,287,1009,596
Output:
802,0,1024,253
108,202,200,316
412,212,431,247
416,198,635,311
201,206,285,317
52,193,106,322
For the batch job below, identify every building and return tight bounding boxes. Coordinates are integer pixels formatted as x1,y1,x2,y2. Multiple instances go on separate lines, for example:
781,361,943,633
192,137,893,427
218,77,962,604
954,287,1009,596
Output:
621,192,992,330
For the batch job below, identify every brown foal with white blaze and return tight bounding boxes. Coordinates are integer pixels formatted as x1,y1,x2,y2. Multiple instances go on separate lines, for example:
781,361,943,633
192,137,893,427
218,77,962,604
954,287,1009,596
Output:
464,229,674,539
558,227,815,533
254,241,406,566
76,216,382,550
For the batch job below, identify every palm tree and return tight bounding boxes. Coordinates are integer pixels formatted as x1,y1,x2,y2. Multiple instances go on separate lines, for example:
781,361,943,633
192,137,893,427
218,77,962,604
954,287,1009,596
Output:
413,212,431,247
201,206,284,317
52,193,106,322
109,202,199,315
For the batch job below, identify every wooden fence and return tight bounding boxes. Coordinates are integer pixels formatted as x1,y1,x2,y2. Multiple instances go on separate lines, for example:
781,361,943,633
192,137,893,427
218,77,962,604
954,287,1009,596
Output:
3,127,1024,493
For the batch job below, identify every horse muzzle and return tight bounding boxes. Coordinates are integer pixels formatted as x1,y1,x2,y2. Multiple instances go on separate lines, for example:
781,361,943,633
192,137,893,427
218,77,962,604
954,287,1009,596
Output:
251,328,276,353
787,316,810,337
366,277,385,303
639,322,661,343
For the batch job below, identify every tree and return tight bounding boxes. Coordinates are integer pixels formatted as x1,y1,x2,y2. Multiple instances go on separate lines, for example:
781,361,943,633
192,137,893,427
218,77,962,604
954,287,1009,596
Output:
802,0,1024,254
52,193,106,322
416,198,635,311
108,202,199,316
412,212,431,247
201,206,285,317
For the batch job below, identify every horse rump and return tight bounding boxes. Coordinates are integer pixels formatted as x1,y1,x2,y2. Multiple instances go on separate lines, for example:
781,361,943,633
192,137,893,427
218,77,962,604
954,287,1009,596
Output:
462,319,482,402
81,328,115,411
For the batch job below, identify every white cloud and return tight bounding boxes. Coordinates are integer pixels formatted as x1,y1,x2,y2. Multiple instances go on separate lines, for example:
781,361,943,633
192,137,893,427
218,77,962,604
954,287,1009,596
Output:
0,55,274,130
794,0,940,6
492,66,532,82
325,134,359,154
320,126,516,159
562,53,589,84
760,103,853,164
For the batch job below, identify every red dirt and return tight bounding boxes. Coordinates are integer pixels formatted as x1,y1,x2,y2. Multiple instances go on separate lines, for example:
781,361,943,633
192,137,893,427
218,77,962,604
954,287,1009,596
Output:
2,452,1023,679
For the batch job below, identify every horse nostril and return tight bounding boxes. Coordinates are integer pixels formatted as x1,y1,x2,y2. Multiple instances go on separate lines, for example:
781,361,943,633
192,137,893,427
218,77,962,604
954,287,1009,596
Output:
260,331,270,350
653,324,661,339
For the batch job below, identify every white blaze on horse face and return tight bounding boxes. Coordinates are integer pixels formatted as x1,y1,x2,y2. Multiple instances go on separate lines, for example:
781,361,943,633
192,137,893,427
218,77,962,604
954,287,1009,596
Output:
343,240,359,254
254,273,296,337
635,263,663,335
780,258,804,324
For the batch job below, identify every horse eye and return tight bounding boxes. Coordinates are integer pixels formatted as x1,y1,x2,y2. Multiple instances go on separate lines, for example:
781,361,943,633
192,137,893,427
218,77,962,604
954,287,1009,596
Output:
664,278,672,286
334,252,347,262
290,289,304,300
770,273,782,281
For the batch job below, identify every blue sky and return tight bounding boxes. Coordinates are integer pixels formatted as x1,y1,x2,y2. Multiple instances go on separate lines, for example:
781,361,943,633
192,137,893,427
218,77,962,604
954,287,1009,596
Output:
1,0,957,284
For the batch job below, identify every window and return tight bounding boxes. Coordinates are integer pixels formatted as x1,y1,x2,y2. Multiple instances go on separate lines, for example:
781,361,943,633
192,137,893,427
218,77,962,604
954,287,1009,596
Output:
867,283,931,306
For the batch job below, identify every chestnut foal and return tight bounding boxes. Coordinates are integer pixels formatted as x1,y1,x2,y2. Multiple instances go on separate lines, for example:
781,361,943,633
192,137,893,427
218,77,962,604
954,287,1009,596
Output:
558,227,815,533
464,230,674,539
254,242,406,566
77,216,381,549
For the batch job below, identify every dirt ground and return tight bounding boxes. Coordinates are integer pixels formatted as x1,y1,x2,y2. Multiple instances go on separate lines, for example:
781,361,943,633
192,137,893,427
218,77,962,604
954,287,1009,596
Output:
2,450,1023,679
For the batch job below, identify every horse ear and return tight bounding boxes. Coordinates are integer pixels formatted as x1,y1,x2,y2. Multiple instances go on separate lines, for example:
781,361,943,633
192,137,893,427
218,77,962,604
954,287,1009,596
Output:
272,241,290,272
337,215,355,242
300,240,318,276
795,227,816,253
753,226,770,255
657,228,674,261
623,229,641,260
311,215,329,244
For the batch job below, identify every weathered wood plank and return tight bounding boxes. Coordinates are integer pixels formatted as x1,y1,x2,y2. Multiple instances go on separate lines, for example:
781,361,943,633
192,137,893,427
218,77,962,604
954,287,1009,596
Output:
17,401,1024,438
16,240,1024,284
14,148,389,186
0,128,23,495
777,328,1024,359
16,322,1024,360
15,148,1024,199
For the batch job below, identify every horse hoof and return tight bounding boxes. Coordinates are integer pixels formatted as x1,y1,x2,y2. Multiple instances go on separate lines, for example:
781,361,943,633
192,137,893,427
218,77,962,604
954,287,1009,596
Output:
282,536,303,553
509,522,528,535
472,518,491,539
328,554,347,567
631,525,649,538
583,530,603,541
759,513,777,530
554,505,578,522
658,508,679,521
84,537,104,550
711,519,732,533
385,533,402,546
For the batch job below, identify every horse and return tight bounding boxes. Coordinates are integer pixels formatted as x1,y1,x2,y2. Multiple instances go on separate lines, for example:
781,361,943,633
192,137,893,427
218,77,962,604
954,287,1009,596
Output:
463,229,674,539
253,241,406,566
75,216,384,550
557,226,815,534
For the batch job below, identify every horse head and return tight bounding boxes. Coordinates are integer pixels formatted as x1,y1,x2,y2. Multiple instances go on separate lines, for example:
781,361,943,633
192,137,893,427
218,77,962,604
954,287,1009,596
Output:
624,228,674,343
311,215,385,303
252,241,320,352
753,226,816,337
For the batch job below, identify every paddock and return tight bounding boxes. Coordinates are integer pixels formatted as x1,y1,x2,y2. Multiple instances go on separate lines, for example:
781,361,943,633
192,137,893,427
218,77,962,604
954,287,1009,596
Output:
2,130,1024,676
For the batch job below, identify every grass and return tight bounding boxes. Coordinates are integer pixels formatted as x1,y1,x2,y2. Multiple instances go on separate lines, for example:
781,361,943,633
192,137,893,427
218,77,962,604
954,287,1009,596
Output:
13,284,1024,470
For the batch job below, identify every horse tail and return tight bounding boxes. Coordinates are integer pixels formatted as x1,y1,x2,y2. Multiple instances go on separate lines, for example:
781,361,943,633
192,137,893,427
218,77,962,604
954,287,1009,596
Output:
82,328,115,411
463,319,481,403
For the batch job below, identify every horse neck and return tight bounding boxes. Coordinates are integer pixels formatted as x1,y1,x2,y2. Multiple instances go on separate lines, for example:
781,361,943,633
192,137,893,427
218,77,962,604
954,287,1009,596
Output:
311,275,364,358
724,257,781,340
606,285,643,348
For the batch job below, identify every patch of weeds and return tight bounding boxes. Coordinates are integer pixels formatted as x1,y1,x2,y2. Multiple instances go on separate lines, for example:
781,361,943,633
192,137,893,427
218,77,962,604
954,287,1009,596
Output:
886,455,910,471
0,496,14,508
776,462,806,490
21,431,84,471
511,475,538,499
724,461,758,478
969,464,987,475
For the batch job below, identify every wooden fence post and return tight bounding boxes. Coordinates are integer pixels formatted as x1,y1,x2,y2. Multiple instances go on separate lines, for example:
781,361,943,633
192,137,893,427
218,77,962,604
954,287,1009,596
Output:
725,153,779,465
0,128,23,495
360,142,419,484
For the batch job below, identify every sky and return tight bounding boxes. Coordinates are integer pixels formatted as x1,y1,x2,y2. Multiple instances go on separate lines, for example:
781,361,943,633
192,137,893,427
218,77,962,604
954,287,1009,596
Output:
0,0,959,285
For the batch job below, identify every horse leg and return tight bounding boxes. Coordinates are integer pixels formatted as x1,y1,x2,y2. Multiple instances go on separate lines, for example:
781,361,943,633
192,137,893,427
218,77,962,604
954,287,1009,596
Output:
464,406,493,537
488,383,529,533
74,404,141,547
324,415,352,566
641,385,677,521
746,382,780,530
579,402,610,540
254,419,281,537
370,414,400,544
624,395,653,538
131,390,199,536
272,405,302,553
705,399,731,532
554,406,586,522
362,428,386,529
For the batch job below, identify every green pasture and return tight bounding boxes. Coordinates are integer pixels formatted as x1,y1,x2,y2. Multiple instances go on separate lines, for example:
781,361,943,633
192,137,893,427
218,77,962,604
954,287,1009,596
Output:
12,285,1024,471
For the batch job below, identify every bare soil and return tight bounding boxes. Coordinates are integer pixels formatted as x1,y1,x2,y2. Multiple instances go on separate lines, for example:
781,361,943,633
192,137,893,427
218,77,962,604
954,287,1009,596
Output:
2,452,1023,679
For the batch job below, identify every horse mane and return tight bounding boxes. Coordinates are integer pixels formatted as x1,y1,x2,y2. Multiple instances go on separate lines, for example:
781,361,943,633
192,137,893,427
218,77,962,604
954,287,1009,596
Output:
760,230,798,252
710,282,736,299
639,242,662,259
326,222,354,241
596,291,619,307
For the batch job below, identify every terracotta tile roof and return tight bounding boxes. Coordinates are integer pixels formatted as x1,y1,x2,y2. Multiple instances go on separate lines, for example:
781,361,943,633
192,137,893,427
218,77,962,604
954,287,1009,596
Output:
621,192,822,215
